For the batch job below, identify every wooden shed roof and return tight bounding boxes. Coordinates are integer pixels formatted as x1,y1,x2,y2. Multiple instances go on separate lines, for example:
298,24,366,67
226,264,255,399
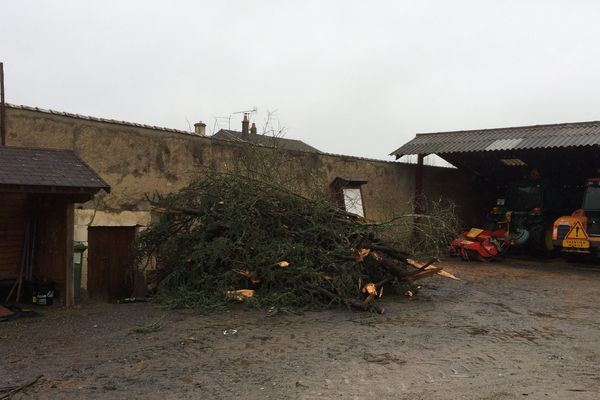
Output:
0,146,110,193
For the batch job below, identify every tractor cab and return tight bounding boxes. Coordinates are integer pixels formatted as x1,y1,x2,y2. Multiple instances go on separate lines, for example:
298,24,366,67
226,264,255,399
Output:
507,181,543,212
582,179,600,236
582,179,600,209
487,180,566,254
553,178,600,256
488,181,545,221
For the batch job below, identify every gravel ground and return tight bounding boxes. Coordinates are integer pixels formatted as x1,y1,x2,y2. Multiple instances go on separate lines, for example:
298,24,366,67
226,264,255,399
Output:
1,258,599,399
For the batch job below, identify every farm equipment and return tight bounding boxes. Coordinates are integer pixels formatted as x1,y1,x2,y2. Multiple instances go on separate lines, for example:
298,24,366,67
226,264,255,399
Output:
450,212,529,261
450,178,571,261
450,227,509,261
553,178,600,257
484,179,580,256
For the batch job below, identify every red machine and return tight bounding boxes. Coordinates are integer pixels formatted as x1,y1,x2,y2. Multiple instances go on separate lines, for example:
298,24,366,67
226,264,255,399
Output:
450,228,510,261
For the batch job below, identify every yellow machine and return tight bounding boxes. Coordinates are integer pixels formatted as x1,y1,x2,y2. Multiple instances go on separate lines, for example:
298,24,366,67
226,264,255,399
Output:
553,179,600,255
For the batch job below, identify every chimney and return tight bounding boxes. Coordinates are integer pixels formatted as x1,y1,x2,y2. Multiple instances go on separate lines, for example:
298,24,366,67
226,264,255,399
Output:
241,113,250,140
194,121,206,136
250,122,257,136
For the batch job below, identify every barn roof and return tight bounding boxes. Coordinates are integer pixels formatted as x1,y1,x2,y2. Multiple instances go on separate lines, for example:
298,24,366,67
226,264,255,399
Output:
391,120,600,157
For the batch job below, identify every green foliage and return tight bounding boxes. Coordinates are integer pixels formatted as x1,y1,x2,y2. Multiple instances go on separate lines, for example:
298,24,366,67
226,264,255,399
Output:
133,172,394,311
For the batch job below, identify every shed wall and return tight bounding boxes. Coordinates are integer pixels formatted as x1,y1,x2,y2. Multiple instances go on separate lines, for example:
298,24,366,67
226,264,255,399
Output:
0,193,74,304
33,196,72,300
0,193,27,281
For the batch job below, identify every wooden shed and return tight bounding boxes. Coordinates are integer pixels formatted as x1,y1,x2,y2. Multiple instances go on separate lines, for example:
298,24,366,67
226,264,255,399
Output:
0,146,109,305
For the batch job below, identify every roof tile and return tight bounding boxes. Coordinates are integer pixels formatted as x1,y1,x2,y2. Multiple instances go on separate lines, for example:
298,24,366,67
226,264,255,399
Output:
0,147,110,191
212,130,321,154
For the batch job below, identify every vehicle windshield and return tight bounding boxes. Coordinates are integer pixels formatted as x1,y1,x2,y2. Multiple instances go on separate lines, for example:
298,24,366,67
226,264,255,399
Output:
507,184,542,211
583,185,600,210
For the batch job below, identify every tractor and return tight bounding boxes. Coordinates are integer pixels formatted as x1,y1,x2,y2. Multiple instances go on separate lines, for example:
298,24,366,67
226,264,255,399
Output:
451,179,573,261
553,178,600,257
486,180,565,256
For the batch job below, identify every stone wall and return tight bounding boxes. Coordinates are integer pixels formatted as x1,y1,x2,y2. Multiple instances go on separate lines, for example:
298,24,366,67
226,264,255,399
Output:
5,105,476,287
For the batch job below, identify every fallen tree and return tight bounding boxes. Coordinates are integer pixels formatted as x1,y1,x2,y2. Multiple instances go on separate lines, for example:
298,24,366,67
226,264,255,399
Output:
133,172,454,313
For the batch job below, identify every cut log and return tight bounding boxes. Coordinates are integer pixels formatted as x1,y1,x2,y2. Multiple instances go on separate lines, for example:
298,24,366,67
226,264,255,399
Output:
406,258,460,281
369,251,411,277
401,267,442,282
369,251,434,281
366,243,411,261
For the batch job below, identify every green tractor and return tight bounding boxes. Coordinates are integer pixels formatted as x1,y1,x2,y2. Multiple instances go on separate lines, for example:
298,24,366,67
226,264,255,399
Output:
486,180,575,256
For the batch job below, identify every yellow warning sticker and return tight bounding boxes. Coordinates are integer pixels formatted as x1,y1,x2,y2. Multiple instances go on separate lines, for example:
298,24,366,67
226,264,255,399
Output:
565,221,589,240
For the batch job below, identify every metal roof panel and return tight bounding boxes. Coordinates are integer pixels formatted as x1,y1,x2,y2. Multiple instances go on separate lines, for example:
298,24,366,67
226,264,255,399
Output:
392,120,600,156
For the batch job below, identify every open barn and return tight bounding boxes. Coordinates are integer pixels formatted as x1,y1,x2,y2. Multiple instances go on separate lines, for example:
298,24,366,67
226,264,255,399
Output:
392,121,600,255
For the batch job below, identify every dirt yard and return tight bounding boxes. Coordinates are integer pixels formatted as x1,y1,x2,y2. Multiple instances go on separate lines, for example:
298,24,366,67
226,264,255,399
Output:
1,258,599,399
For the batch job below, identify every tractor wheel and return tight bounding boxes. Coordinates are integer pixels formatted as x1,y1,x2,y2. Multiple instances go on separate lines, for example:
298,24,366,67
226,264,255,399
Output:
531,224,557,258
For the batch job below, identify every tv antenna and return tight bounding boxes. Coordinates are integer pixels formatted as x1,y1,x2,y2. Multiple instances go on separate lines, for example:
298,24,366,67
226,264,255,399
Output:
212,107,258,132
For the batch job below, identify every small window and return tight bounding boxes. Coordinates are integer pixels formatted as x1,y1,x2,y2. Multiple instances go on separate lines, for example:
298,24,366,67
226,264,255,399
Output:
330,177,368,217
342,188,365,217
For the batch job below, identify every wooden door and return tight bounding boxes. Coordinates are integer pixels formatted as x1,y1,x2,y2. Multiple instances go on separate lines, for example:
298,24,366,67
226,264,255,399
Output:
87,226,136,302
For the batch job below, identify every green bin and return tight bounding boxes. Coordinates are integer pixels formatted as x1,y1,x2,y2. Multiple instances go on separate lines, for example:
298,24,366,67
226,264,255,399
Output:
73,242,87,299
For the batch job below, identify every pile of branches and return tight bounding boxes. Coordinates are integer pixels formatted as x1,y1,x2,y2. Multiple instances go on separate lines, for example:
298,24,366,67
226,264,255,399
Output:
133,172,454,313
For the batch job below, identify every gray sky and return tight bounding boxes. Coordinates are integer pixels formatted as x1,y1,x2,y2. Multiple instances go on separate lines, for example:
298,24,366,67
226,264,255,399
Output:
2,1,600,160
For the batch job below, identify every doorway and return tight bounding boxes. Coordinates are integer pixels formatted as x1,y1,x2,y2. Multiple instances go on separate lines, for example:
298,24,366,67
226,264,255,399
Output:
87,226,136,302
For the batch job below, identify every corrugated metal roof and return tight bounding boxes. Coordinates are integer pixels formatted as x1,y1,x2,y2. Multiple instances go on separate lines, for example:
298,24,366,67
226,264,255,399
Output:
0,146,110,191
391,121,600,156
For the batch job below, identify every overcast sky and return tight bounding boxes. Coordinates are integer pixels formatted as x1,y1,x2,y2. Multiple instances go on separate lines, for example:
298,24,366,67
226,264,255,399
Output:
2,1,600,160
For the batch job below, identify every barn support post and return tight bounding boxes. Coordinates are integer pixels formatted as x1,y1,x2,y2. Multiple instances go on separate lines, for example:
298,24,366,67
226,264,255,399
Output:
414,153,425,214
411,153,426,242
65,202,75,306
